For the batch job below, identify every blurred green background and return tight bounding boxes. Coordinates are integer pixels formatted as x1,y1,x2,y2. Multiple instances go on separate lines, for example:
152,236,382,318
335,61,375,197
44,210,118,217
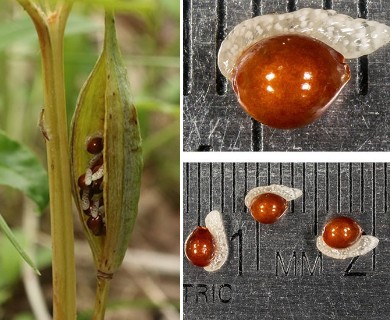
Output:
0,0,179,319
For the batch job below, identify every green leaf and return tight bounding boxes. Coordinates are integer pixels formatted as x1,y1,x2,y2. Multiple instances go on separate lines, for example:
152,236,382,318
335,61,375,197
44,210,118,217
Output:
0,131,49,212
0,214,40,275
0,229,23,288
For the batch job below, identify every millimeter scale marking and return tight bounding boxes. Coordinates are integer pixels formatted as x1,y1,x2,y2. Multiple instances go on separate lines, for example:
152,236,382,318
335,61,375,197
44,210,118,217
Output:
183,162,387,318
185,162,383,268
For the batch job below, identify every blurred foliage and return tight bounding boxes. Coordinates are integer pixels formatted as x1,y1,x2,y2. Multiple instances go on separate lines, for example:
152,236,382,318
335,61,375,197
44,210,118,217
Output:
0,131,49,212
0,229,51,307
0,0,179,317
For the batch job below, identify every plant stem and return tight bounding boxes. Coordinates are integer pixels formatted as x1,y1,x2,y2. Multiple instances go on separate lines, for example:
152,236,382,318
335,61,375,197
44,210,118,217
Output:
17,1,76,319
93,275,112,320
42,15,77,320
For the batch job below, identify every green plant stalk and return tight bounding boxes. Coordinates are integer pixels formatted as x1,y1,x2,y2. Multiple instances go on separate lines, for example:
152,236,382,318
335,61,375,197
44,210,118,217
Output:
16,1,76,319
93,276,111,320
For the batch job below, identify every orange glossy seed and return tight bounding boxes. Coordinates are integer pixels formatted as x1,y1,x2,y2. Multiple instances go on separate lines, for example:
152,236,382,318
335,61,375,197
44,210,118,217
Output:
185,226,215,267
250,192,288,224
322,216,362,249
232,34,350,129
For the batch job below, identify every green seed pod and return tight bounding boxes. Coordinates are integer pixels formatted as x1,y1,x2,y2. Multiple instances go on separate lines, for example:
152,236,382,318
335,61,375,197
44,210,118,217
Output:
70,11,142,276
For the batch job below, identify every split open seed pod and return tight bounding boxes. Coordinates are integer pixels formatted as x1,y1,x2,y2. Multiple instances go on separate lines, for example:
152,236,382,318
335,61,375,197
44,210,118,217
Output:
70,12,142,276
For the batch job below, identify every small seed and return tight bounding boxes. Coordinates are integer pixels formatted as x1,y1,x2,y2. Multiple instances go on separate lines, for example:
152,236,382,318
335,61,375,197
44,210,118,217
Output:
91,178,103,194
87,136,103,154
78,173,87,189
87,215,106,236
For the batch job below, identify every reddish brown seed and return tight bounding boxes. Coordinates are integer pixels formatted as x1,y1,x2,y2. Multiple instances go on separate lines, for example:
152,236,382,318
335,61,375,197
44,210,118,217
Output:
185,226,215,267
91,178,103,194
78,174,87,189
87,215,106,236
232,34,351,129
322,216,362,249
249,193,288,224
87,137,103,154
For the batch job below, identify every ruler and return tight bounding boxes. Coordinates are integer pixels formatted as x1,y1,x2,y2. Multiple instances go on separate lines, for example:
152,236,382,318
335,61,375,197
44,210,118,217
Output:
183,163,390,319
183,0,390,151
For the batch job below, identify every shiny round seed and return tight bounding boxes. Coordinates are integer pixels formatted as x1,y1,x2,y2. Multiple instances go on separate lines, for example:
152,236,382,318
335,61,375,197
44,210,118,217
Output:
249,192,288,224
185,226,215,267
232,34,350,129
87,136,103,154
322,216,362,249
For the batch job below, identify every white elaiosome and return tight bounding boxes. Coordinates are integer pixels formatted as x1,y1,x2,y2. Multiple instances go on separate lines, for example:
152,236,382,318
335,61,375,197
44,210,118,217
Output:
90,199,100,218
245,184,302,208
204,210,229,272
81,190,90,211
88,153,102,167
84,168,92,186
316,235,379,259
92,165,104,181
218,8,390,79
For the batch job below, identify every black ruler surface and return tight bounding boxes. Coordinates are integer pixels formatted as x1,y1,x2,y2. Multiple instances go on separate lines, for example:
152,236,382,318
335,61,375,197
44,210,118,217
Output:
183,0,390,151
183,163,390,319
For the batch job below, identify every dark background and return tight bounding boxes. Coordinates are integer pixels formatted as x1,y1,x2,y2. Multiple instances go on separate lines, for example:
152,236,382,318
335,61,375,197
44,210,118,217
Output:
183,0,390,151
183,163,390,319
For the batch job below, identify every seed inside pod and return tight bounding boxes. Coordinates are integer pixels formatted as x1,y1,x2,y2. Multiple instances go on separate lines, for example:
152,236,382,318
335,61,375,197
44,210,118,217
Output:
91,178,103,194
316,216,379,259
78,173,87,189
218,8,390,129
76,135,106,236
87,136,103,154
87,215,106,236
